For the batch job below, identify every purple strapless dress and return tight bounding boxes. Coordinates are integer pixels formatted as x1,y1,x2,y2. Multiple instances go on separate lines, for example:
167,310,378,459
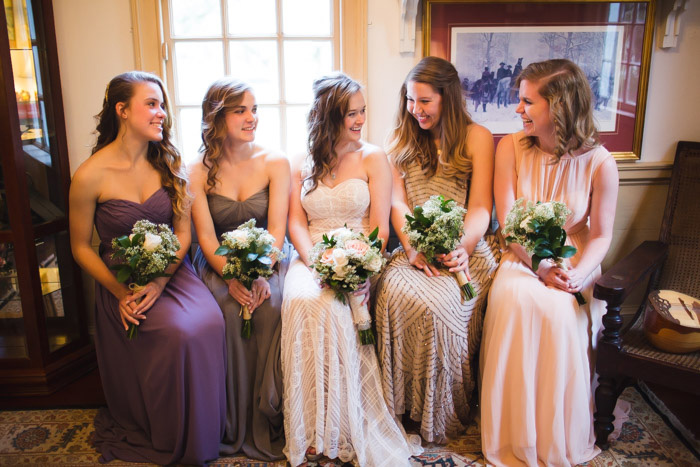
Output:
92,187,226,465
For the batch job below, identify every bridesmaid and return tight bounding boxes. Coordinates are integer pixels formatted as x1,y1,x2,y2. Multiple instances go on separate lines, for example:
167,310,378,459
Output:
190,78,290,461
69,71,226,465
374,56,500,443
480,59,620,466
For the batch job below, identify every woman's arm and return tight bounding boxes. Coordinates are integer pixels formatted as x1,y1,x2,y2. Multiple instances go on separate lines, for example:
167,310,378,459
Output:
265,153,291,251
389,159,441,277
494,133,536,269
566,155,619,291
442,124,495,274
287,154,314,266
365,147,392,249
69,163,142,330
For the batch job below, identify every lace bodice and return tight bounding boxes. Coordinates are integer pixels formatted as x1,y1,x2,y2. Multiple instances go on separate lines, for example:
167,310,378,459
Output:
301,178,370,243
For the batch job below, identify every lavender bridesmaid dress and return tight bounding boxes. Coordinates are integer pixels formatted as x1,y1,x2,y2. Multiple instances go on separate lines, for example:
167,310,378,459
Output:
92,187,226,466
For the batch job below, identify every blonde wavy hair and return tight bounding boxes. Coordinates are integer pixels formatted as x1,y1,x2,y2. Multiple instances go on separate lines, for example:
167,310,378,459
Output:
388,56,473,179
304,72,362,193
94,71,190,218
200,78,253,193
517,59,600,159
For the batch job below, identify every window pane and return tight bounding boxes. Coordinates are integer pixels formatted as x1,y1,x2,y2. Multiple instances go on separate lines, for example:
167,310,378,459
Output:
286,106,309,157
174,42,224,105
229,40,279,104
255,106,282,153
282,0,331,36
170,0,222,37
179,107,203,165
284,41,333,104
227,0,276,36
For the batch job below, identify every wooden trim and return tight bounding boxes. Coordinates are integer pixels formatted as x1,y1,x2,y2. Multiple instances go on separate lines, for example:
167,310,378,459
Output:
341,0,367,85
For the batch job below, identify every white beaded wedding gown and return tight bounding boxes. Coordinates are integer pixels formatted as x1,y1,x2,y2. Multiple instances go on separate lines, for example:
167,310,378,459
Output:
281,178,422,467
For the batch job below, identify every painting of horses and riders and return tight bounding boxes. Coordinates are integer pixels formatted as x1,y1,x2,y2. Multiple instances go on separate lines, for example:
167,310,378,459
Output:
451,26,624,135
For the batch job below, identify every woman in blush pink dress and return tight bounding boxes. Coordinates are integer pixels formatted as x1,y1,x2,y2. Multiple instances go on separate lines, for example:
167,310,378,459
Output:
480,59,620,466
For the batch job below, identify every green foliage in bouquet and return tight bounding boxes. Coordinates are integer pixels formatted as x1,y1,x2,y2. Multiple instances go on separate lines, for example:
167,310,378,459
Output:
110,220,181,339
214,219,284,338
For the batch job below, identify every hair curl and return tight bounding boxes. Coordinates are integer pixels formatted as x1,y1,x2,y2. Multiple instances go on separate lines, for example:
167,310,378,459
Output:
93,71,190,218
517,59,600,159
304,72,362,193
388,56,474,178
200,78,253,193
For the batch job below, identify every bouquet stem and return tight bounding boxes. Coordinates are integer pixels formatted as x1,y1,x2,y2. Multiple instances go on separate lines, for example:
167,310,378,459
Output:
240,304,253,339
126,283,146,340
574,292,586,305
454,271,476,301
348,293,375,345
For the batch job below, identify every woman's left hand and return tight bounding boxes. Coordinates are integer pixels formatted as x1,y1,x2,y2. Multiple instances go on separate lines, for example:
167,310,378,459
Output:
125,281,165,315
437,246,471,277
353,279,371,306
564,267,586,293
250,276,271,312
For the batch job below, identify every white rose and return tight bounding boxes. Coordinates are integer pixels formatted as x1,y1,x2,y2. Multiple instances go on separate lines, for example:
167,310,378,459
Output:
534,203,554,220
367,255,383,272
229,230,249,244
519,216,532,230
332,248,348,267
142,233,163,251
329,227,352,242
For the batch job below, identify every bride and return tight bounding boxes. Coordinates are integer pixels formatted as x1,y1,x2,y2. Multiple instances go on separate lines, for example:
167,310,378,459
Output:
281,72,422,466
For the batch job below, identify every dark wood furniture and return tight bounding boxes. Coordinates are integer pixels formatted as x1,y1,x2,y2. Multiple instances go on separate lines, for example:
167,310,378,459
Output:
594,141,700,448
0,0,95,396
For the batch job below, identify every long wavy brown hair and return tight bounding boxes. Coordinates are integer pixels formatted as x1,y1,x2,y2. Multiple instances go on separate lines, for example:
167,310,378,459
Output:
93,71,190,218
388,56,474,179
200,78,253,193
517,59,600,159
304,72,362,193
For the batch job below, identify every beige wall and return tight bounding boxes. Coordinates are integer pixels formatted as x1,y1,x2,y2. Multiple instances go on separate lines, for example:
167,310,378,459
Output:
53,0,135,174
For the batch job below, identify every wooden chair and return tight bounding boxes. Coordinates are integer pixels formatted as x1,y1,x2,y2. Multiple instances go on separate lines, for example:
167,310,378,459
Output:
593,141,700,449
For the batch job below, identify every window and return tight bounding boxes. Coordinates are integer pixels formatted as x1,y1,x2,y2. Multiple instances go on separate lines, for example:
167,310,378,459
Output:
160,0,345,163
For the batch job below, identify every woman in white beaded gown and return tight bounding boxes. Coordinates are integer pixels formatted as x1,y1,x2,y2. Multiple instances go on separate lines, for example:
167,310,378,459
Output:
281,73,422,467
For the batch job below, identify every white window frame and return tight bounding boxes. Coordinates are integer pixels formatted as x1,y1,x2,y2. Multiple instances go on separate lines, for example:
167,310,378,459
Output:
129,0,367,157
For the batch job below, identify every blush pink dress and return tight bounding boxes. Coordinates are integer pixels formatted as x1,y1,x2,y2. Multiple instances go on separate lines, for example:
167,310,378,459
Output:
480,131,617,466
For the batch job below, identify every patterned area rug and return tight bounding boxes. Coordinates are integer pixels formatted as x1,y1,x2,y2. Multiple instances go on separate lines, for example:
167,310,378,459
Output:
0,387,697,466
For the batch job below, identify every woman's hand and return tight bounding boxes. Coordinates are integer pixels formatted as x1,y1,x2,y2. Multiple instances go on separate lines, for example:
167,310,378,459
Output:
563,267,586,293
116,287,145,331
407,248,441,277
437,246,471,277
227,278,254,309
125,281,165,315
353,279,371,306
535,261,573,293
250,276,271,312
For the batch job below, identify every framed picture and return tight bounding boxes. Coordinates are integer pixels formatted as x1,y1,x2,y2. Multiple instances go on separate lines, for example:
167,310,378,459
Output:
423,0,656,160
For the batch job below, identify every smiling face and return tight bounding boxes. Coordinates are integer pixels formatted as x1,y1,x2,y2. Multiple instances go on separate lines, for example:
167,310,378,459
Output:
340,91,366,142
516,79,554,142
406,81,442,135
224,90,258,144
120,81,166,142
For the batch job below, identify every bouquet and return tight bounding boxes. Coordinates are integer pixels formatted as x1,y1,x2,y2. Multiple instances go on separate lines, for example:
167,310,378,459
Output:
309,226,386,345
502,198,585,305
403,194,476,301
215,219,283,338
111,220,181,339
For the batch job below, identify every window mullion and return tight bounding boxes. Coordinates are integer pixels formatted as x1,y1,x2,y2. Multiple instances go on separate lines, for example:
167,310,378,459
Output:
221,0,230,75
277,0,287,154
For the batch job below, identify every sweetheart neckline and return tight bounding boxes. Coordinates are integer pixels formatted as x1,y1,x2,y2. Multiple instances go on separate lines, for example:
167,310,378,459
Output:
97,187,166,206
207,186,268,204
317,178,368,190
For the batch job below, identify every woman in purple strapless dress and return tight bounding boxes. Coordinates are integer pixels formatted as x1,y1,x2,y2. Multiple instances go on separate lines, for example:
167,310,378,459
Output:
69,71,226,465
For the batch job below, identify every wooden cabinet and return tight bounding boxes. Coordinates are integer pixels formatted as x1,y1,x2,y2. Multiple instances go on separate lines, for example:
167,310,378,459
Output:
0,0,94,396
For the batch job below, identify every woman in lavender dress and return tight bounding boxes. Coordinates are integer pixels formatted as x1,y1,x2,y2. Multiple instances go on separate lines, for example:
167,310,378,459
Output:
69,71,226,466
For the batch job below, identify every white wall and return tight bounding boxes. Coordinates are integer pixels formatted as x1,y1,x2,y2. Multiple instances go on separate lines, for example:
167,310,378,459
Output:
53,0,135,174
366,1,700,163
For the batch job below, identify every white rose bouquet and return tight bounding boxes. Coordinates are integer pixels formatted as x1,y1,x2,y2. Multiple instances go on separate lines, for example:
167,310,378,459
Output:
215,218,284,338
309,226,386,345
502,198,585,305
403,194,476,301
111,219,181,339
